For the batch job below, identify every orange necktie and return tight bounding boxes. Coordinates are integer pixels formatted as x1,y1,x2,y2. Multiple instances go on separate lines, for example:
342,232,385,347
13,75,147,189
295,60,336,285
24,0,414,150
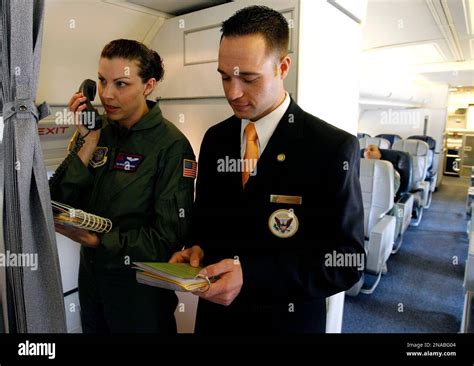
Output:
242,122,259,187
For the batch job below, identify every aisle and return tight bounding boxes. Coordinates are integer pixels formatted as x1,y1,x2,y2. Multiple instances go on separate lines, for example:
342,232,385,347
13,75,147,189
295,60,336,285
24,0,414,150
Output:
343,176,470,333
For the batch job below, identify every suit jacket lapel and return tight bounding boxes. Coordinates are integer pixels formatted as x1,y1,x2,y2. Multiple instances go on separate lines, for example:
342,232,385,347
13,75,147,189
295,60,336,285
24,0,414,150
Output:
224,115,245,192
245,99,304,190
203,115,243,197
228,115,242,159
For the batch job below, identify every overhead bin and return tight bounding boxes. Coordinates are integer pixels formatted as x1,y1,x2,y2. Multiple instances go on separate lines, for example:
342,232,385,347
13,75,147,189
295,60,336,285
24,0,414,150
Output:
360,79,426,107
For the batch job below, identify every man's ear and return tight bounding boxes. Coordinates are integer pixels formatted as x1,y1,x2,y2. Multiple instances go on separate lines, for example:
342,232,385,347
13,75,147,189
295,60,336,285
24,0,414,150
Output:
144,78,157,97
279,55,291,80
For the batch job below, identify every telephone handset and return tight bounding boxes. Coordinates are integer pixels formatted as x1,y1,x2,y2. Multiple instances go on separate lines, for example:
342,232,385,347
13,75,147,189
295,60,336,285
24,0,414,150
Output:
78,79,102,130
49,79,102,191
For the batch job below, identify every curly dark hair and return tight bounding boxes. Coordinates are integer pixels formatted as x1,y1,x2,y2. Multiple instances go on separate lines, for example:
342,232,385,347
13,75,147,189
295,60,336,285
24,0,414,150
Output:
221,6,289,57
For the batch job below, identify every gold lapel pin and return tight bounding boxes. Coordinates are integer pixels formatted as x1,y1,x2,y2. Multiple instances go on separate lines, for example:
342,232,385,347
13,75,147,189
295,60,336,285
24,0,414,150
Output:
277,153,286,162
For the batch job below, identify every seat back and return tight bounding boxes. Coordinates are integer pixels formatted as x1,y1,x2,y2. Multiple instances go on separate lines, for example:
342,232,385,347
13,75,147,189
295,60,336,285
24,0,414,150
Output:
359,137,391,150
408,135,436,176
359,159,394,237
392,139,429,191
376,134,402,148
379,149,413,199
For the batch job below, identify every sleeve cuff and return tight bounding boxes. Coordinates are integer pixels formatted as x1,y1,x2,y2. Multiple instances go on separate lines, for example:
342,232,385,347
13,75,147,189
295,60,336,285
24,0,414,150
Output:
98,229,120,258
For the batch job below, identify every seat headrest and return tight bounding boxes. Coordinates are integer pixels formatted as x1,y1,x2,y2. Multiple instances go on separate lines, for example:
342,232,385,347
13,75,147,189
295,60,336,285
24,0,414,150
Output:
375,134,402,147
359,137,391,149
408,135,436,150
357,132,371,139
379,149,412,197
392,139,430,156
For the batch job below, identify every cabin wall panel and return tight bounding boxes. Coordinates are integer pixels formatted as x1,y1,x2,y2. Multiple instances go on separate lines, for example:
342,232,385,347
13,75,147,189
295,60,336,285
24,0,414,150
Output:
38,0,167,104
149,0,299,100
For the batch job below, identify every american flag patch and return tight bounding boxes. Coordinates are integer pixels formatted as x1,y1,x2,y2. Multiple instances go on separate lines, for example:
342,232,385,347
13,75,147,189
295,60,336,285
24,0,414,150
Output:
183,159,197,178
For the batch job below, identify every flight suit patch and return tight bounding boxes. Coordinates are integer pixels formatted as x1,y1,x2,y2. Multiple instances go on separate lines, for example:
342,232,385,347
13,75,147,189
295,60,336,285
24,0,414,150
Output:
183,159,197,178
89,147,108,168
113,152,144,172
268,209,299,238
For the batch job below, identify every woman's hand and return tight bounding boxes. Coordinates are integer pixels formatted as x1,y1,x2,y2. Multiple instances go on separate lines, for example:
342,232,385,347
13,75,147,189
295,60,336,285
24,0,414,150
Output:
68,92,101,166
55,223,100,248
68,92,101,138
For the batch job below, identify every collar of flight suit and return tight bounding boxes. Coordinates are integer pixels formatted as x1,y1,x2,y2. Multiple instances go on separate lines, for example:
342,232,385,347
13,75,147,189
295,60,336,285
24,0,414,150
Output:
107,100,163,132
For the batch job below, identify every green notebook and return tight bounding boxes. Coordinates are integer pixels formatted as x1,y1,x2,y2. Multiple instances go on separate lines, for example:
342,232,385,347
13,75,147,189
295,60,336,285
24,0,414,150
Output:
133,262,210,292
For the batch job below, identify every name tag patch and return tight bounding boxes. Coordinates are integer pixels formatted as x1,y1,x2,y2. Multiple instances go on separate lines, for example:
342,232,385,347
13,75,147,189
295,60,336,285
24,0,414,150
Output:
113,152,144,172
270,194,302,205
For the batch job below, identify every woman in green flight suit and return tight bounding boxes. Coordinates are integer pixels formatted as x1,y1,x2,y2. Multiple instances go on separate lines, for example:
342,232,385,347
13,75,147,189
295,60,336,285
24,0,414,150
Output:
52,39,196,333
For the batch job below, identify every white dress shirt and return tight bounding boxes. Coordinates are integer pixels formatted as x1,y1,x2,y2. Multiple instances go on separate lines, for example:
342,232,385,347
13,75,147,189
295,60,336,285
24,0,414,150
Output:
241,92,291,158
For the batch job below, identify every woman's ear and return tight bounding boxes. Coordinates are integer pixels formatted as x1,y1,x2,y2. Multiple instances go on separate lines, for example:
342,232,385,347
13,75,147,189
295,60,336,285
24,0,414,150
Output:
144,78,157,97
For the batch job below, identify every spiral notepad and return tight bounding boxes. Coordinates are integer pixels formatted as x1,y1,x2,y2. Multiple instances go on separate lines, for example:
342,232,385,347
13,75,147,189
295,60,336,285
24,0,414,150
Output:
133,262,213,292
52,200,113,233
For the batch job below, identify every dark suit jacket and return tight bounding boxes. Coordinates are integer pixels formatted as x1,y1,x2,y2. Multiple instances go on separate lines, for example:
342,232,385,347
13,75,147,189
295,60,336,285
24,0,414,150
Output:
193,99,364,334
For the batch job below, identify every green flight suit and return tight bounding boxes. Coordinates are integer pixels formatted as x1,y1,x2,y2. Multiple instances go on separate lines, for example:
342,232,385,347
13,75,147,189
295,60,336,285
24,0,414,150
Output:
51,101,195,333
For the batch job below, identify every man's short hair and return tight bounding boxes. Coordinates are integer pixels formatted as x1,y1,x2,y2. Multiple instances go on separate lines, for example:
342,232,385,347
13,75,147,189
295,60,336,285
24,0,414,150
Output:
221,5,289,58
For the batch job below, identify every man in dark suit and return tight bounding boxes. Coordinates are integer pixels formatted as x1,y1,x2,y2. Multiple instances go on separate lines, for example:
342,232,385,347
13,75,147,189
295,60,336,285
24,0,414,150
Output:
170,5,365,334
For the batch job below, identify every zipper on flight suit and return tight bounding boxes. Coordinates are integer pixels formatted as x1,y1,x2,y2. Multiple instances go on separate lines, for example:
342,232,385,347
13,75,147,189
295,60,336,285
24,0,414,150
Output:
87,124,120,212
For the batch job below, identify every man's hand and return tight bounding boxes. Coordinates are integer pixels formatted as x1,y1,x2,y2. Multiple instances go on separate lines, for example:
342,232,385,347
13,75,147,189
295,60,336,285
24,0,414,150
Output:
169,245,204,267
55,224,100,248
194,259,243,306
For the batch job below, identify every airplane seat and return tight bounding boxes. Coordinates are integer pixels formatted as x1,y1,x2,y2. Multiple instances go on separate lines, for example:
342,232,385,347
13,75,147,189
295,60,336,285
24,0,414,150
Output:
392,139,430,226
376,133,402,148
379,149,414,253
357,132,371,139
359,137,391,150
347,158,396,296
408,135,438,201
